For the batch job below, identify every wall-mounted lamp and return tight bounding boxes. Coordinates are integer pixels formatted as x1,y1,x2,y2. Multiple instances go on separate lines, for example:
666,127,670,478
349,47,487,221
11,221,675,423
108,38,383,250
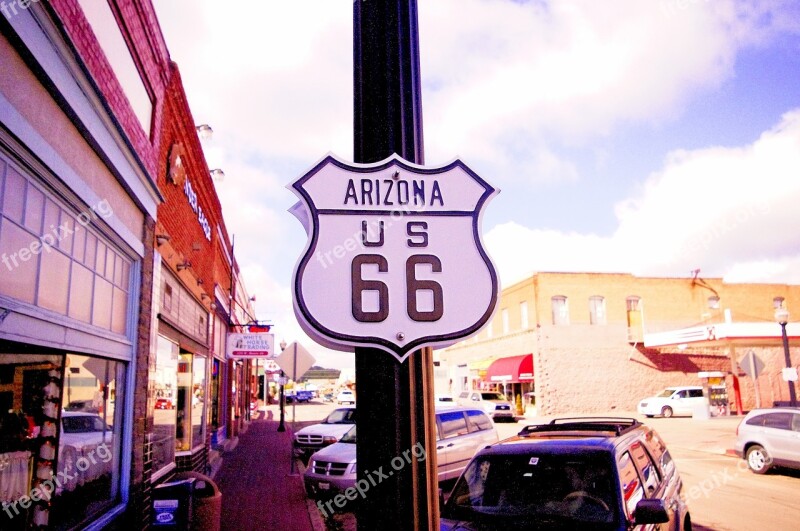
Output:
177,261,192,271
210,302,217,311
156,234,171,246
210,169,225,181
201,293,210,301
196,124,213,140
197,278,204,286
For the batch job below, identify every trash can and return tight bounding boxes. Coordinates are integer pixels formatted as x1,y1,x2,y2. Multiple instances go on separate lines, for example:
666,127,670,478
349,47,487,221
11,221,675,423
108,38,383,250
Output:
152,477,196,528
176,471,222,531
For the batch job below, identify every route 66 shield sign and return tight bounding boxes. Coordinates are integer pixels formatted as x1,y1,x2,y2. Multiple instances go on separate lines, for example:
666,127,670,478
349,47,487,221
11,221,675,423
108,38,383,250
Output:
288,153,499,362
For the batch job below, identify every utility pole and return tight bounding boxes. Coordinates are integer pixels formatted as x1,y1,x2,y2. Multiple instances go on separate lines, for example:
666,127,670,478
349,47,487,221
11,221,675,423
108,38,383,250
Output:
353,2,438,530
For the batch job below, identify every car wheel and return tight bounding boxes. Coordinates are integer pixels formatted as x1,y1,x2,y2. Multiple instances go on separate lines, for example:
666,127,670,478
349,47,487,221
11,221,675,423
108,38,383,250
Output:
684,512,692,531
746,445,771,474
661,406,673,418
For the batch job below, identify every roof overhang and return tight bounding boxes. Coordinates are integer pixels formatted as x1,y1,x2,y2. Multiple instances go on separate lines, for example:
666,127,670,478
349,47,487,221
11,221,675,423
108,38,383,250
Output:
644,322,800,348
486,354,534,383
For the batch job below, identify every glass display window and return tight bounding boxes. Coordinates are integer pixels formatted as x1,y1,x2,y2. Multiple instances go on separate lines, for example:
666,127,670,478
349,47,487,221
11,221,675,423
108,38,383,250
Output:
0,349,124,530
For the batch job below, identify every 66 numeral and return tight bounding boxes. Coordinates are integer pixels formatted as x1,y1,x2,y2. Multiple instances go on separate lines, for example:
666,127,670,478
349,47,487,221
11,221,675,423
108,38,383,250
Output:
351,254,443,323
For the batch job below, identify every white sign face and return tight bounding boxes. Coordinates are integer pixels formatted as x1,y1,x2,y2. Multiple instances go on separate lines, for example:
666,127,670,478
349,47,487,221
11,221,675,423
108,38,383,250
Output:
289,154,499,361
227,333,275,359
783,367,799,382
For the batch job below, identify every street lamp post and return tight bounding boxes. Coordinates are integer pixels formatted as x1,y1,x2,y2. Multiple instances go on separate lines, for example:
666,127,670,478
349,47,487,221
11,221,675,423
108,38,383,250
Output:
775,308,797,407
278,340,288,432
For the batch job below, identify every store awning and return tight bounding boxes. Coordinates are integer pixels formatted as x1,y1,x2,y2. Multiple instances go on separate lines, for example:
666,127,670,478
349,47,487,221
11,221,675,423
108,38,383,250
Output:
486,354,534,383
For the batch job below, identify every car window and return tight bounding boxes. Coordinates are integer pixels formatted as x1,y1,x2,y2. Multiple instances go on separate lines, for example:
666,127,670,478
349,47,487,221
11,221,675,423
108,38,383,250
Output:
656,389,675,398
746,414,767,427
480,393,505,401
447,453,616,524
62,416,107,433
459,392,468,399
689,389,704,398
618,452,644,518
763,412,793,430
465,410,492,432
674,390,687,399
325,409,356,424
629,442,660,496
471,393,480,401
439,411,469,438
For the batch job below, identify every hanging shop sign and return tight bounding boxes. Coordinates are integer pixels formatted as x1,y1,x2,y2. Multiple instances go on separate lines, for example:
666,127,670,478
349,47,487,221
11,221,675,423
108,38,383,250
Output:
226,333,275,359
288,153,499,362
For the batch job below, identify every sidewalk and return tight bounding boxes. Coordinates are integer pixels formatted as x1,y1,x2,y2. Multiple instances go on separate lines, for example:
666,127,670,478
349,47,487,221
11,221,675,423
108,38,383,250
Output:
213,407,325,531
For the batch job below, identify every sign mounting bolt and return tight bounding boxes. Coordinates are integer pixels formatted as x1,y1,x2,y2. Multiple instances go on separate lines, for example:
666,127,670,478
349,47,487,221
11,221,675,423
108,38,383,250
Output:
396,332,405,341
392,171,400,180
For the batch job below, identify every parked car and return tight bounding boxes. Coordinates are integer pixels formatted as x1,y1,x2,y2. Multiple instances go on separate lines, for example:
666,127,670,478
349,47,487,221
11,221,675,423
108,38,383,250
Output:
734,406,800,474
286,390,314,403
456,391,515,421
440,417,691,531
637,386,705,418
58,411,114,492
337,390,356,405
154,398,174,410
293,407,356,462
304,406,499,499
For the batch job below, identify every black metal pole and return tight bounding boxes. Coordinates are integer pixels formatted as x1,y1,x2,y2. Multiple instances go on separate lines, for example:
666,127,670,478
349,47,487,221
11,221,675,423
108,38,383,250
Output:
780,322,797,407
354,1,437,530
277,370,286,432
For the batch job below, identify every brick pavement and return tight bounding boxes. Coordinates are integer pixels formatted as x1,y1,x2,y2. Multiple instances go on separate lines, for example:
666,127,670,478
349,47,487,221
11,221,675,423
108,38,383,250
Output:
214,408,327,531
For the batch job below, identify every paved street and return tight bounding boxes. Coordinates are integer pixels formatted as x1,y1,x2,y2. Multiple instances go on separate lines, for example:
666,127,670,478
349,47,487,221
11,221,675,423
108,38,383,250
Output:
221,402,800,531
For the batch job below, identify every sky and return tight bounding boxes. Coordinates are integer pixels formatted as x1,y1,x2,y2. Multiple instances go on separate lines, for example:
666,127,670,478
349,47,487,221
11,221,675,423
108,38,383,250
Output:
153,0,800,369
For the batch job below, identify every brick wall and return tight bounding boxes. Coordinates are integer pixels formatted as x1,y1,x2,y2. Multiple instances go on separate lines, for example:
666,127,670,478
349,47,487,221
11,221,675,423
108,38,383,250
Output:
440,272,800,415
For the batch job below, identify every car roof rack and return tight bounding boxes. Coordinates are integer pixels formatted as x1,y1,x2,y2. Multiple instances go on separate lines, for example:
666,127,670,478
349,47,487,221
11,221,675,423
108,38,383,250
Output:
518,417,642,437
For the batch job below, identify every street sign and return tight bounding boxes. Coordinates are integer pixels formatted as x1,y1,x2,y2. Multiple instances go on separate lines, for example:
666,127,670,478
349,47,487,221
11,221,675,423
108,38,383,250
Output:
275,341,316,381
783,367,799,382
288,154,499,361
738,350,765,379
227,333,275,359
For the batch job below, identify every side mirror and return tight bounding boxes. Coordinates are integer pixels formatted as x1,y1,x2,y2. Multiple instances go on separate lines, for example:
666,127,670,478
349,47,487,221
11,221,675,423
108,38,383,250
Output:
633,498,669,525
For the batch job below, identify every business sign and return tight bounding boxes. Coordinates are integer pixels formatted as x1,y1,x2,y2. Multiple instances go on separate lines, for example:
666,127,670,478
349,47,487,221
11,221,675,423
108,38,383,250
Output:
288,154,499,361
226,333,275,359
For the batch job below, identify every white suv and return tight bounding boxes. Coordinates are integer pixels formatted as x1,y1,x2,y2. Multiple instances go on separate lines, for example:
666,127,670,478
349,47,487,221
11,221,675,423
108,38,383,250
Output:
457,391,515,422
637,386,705,418
304,406,499,499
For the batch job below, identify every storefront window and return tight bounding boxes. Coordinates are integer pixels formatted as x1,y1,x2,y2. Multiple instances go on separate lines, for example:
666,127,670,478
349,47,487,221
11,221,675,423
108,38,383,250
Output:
152,337,178,475
0,350,124,530
175,353,206,452
191,357,206,448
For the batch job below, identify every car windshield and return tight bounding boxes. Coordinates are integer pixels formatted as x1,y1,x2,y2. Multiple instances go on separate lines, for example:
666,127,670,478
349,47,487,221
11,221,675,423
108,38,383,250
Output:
481,393,506,402
656,389,677,398
444,452,618,529
437,396,454,402
339,426,357,443
62,416,109,433
325,409,356,424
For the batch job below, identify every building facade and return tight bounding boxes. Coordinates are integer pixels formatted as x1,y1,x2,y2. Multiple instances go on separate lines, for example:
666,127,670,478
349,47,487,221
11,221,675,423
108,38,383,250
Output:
0,0,165,528
438,272,800,416
0,2,258,529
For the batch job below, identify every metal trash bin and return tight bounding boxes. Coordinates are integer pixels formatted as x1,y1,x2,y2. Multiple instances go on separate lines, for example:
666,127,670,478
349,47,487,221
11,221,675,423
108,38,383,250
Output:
175,471,222,531
152,477,195,528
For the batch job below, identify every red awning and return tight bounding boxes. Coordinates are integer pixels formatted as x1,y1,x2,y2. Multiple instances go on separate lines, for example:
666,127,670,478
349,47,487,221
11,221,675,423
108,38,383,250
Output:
486,354,533,383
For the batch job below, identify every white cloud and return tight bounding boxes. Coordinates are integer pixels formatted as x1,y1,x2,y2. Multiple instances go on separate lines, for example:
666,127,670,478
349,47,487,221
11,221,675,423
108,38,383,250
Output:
486,109,800,285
